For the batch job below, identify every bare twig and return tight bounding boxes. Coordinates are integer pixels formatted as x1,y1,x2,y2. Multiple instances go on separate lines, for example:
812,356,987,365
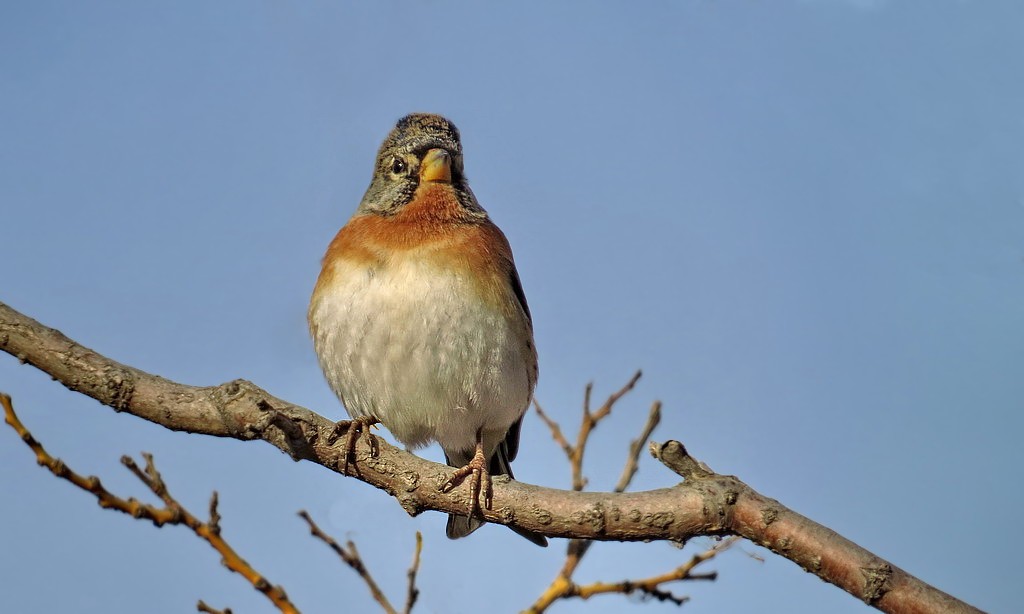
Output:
530,538,738,612
533,400,572,460
404,532,423,614
614,401,662,494
1,393,298,614
196,600,233,614
572,371,643,491
536,370,644,492
299,511,422,614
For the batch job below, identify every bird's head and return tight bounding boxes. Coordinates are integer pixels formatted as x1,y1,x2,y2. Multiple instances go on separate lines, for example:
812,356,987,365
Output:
357,113,481,217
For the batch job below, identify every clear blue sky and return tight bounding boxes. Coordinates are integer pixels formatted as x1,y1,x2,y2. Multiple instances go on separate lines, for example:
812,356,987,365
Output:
2,2,1021,613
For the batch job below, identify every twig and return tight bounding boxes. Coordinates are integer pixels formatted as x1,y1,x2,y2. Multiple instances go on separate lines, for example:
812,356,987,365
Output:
566,538,738,605
533,400,572,460
404,532,423,614
530,383,691,613
196,600,233,614
526,537,736,613
299,511,422,614
572,371,643,491
535,371,644,492
614,401,661,494
1,393,298,614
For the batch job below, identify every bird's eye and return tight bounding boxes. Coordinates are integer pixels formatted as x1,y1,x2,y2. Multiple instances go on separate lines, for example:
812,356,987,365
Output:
389,157,407,175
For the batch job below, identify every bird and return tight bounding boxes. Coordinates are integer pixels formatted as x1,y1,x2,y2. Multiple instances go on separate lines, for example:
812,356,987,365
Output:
308,113,547,546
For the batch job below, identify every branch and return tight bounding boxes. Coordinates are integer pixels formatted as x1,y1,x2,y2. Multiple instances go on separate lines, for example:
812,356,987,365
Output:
0,300,982,614
1,393,297,614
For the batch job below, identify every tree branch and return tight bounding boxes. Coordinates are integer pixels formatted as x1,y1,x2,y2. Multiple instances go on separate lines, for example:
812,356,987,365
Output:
0,300,981,614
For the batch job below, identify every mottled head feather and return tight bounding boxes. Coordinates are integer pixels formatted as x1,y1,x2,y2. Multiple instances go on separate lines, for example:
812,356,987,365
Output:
357,113,481,216
384,113,462,158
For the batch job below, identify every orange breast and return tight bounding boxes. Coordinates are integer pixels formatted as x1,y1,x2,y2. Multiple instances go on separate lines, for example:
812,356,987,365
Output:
314,184,520,319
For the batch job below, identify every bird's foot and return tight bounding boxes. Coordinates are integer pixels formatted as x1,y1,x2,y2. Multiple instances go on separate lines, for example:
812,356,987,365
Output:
440,443,492,514
327,416,378,474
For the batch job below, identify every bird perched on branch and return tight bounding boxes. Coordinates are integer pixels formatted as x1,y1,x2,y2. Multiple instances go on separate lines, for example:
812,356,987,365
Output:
308,113,546,546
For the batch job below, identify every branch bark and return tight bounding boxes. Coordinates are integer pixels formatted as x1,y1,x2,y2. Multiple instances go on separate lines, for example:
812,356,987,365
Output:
0,300,981,614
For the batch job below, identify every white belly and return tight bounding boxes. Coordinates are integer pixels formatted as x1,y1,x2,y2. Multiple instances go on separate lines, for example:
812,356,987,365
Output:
310,258,532,453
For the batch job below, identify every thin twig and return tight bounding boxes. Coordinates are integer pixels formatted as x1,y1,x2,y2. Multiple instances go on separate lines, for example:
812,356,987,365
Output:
569,538,738,604
403,532,423,614
196,600,233,614
582,382,593,419
614,401,662,494
571,370,643,491
299,510,421,614
533,399,573,460
526,538,737,613
1,393,298,614
535,371,644,492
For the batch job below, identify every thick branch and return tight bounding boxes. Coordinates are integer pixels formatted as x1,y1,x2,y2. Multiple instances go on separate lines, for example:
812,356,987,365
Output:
0,300,981,614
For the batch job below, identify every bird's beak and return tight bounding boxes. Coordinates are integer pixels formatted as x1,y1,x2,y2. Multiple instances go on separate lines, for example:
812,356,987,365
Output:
420,148,452,183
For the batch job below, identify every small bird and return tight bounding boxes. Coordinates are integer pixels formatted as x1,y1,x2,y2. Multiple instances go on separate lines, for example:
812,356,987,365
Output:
308,113,546,546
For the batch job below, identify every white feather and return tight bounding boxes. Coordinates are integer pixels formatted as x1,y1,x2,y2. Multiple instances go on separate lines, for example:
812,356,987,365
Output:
310,255,531,455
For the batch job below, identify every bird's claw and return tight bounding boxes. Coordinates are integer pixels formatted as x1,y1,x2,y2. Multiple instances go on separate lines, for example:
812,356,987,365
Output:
328,416,378,474
441,445,492,514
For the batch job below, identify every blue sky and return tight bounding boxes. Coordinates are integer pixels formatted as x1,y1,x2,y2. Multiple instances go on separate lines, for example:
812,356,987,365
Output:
2,2,1021,613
